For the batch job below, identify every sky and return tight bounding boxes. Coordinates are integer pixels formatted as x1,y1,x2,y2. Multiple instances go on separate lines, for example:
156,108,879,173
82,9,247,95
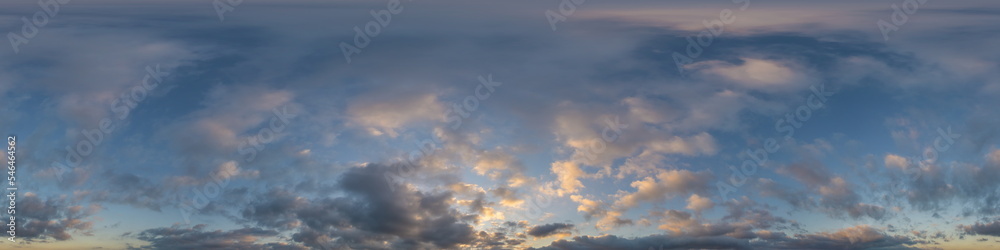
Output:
1,0,1000,249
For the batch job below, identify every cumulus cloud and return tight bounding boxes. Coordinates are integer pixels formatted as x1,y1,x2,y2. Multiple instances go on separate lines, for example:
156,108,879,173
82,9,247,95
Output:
989,149,1000,165
686,194,715,214
645,132,718,157
490,187,525,208
885,154,911,170
654,209,699,233
570,195,632,230
348,93,445,137
552,161,589,196
475,150,533,188
615,169,713,210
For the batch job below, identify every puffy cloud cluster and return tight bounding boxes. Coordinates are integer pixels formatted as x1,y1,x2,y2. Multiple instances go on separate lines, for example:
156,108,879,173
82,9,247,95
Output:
18,193,100,242
615,169,714,210
240,163,479,249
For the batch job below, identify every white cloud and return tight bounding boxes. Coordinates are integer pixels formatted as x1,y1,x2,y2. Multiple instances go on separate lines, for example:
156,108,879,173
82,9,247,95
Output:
686,194,715,213
688,58,806,92
214,160,259,179
988,149,1000,165
646,132,718,156
615,169,713,210
348,93,444,137
884,154,910,170
552,161,588,196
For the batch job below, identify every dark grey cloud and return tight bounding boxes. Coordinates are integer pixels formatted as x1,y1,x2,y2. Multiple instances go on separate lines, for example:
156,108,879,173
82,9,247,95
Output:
953,154,1000,216
241,163,477,249
902,163,955,212
526,223,574,238
720,197,801,233
469,230,525,250
465,221,528,249
127,224,298,250
531,225,922,250
960,219,1000,237
530,234,752,250
17,193,99,242
759,225,923,250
